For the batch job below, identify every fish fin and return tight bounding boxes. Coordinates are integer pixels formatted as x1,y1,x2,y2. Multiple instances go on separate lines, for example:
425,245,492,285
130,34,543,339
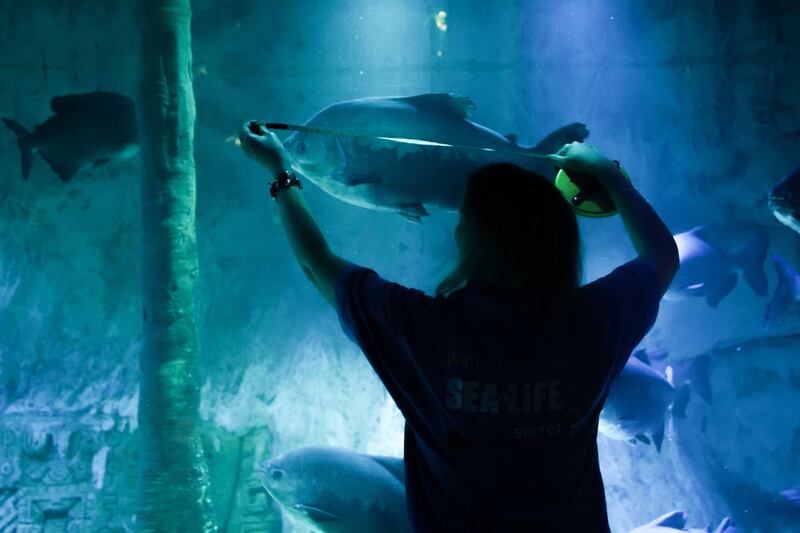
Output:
634,434,651,445
690,354,713,405
686,224,707,238
631,348,651,365
398,212,423,224
649,510,687,529
652,420,665,452
2,118,34,180
345,173,382,186
54,165,79,182
671,383,691,418
372,455,406,485
529,122,590,154
293,504,339,523
504,133,518,144
93,158,111,168
39,153,78,182
763,255,799,329
732,230,770,296
395,202,429,224
713,517,736,533
392,93,475,119
781,485,800,508
2,117,29,137
705,271,738,307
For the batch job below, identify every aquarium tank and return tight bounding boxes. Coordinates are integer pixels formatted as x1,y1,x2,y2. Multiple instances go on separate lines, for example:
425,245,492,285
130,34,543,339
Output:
0,0,799,531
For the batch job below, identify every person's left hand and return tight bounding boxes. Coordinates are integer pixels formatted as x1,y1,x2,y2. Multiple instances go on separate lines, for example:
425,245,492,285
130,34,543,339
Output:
238,121,292,176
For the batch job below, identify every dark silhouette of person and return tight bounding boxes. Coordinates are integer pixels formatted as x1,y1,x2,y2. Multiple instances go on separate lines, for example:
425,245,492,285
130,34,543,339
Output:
240,122,679,532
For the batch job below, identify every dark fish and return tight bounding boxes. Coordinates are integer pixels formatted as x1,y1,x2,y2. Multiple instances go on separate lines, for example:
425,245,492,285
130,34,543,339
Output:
764,255,800,329
2,91,138,182
629,347,668,366
666,226,769,307
769,166,800,234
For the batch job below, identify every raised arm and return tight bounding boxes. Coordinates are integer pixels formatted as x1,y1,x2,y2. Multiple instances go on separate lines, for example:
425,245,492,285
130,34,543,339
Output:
238,122,353,307
549,143,679,295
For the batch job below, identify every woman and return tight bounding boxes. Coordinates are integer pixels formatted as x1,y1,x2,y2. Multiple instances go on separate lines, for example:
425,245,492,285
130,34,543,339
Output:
239,121,678,532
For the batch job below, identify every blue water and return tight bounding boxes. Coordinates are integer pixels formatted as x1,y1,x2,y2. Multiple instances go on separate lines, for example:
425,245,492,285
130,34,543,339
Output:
0,1,798,531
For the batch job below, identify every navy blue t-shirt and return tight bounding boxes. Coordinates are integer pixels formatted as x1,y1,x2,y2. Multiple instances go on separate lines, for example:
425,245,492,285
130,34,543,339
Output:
335,260,661,532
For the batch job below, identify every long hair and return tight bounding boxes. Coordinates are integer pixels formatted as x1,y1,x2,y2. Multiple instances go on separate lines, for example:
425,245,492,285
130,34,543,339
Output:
435,163,582,301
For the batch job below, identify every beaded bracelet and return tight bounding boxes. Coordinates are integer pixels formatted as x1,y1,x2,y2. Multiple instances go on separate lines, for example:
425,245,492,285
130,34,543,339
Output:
269,170,303,200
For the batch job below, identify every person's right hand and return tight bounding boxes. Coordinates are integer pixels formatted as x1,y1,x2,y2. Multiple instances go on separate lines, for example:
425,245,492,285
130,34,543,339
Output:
238,121,292,176
547,142,618,177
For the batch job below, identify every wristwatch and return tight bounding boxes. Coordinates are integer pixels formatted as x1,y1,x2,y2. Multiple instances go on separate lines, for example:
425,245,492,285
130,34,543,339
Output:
269,169,303,200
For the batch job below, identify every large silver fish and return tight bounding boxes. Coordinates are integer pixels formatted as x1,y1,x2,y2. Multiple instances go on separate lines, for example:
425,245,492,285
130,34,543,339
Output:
259,446,409,533
666,226,769,307
599,351,676,452
629,510,735,533
764,255,800,329
282,93,588,222
2,91,138,182
769,166,800,235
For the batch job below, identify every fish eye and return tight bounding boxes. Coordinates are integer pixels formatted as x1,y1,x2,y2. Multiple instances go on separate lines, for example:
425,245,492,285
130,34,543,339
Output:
296,142,306,154
270,468,285,481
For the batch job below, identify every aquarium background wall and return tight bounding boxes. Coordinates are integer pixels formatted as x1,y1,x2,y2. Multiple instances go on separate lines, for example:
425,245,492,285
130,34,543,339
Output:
0,0,799,531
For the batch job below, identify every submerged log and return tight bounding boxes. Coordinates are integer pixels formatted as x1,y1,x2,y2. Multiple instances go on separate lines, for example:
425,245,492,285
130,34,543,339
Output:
137,0,216,530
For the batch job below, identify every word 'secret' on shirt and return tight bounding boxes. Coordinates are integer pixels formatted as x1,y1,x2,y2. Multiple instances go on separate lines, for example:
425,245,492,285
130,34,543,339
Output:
335,259,660,533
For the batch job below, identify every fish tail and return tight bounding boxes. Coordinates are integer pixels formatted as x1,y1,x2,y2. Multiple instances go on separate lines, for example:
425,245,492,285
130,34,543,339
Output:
652,419,665,452
713,517,736,533
671,383,691,418
2,118,34,180
733,229,770,296
689,354,713,405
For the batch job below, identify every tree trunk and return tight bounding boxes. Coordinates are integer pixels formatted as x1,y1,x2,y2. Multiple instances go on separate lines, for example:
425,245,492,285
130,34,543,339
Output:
136,0,216,530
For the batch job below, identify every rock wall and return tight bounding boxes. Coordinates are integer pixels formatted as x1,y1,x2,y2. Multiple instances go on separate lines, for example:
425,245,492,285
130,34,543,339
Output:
0,413,278,531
